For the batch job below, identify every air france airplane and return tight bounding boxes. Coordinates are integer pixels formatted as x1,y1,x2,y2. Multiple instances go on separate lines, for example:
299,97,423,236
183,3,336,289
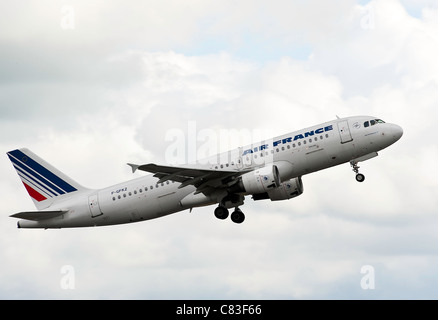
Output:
7,116,403,229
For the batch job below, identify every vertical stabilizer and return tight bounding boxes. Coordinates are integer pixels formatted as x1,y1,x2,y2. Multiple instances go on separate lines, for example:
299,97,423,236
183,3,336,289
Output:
6,148,89,210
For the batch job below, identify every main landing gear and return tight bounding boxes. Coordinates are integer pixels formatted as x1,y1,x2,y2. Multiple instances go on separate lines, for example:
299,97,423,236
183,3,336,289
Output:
214,205,245,224
350,160,365,182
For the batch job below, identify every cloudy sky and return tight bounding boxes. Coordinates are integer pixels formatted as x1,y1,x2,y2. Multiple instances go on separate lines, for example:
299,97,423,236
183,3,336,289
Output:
1,0,438,299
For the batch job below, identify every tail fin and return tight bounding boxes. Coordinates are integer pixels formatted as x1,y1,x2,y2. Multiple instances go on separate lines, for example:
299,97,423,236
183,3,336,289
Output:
7,148,88,210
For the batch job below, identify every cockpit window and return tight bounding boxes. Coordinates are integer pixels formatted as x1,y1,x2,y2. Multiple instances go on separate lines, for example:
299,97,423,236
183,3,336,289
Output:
371,119,386,126
364,119,385,128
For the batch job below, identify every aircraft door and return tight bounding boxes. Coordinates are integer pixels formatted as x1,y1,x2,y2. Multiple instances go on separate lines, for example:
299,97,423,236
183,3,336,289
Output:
338,120,353,144
88,194,103,218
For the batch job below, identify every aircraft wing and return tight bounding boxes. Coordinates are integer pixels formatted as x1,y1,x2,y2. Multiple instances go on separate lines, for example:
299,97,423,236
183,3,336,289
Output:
128,163,250,194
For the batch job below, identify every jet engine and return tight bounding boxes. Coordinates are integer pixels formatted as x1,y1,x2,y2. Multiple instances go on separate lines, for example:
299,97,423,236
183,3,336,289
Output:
239,165,281,194
252,177,304,201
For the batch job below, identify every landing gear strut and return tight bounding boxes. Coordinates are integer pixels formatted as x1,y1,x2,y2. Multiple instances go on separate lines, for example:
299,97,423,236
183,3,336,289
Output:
350,161,365,182
214,205,245,224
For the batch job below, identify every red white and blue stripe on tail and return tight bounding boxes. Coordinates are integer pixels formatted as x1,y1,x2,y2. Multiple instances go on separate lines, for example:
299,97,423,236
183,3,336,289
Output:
7,148,82,208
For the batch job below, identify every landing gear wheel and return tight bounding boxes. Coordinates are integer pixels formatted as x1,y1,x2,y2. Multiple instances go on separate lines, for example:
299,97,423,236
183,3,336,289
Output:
231,208,245,224
355,173,365,183
350,161,365,183
214,206,229,220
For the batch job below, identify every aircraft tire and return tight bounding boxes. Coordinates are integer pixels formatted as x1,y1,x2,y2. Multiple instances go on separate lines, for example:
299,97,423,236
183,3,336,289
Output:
356,173,365,182
214,206,229,220
231,209,245,224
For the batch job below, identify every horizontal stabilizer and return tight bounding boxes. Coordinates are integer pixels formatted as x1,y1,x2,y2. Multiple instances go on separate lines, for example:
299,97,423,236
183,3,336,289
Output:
10,210,68,221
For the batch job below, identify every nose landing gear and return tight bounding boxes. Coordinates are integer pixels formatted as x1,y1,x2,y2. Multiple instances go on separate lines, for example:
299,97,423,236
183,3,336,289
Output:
350,160,365,182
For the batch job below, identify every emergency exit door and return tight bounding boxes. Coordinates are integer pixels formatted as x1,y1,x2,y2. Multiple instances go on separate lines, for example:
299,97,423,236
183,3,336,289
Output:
337,120,353,144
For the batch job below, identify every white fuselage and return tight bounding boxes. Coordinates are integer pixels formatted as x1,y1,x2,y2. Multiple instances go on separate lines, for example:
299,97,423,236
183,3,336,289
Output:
17,116,403,228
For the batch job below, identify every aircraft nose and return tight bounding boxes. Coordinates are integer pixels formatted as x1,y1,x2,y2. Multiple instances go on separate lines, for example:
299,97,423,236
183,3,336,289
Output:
391,124,403,142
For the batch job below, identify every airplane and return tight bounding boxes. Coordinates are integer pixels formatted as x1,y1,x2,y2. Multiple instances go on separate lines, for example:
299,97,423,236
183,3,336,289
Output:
7,115,403,229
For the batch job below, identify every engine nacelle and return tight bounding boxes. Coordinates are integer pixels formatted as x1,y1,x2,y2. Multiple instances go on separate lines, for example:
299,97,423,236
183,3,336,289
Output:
240,165,281,194
253,177,304,201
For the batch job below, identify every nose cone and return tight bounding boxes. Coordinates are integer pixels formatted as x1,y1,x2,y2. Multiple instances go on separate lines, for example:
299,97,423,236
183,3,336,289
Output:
391,124,403,142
